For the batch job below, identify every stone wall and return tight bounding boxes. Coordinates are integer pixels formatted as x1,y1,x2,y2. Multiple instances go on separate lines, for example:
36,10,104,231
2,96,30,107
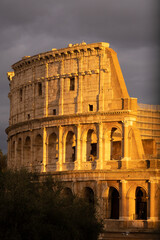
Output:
6,42,160,232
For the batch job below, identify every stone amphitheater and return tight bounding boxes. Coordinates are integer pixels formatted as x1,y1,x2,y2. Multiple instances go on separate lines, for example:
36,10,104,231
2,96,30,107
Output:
6,42,160,238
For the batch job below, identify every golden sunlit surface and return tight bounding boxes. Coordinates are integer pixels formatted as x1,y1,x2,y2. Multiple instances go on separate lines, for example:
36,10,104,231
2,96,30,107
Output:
6,42,160,237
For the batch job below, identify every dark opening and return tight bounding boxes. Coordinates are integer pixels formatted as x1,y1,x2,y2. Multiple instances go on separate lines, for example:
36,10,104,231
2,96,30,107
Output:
38,82,42,96
70,77,75,91
110,188,119,219
136,187,147,220
72,146,76,162
53,109,56,115
111,128,122,160
62,188,73,202
89,104,93,111
84,187,94,205
91,143,97,156
27,114,30,120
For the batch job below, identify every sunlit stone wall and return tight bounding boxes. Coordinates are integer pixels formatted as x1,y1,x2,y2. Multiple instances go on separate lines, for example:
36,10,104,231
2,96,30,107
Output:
6,42,160,231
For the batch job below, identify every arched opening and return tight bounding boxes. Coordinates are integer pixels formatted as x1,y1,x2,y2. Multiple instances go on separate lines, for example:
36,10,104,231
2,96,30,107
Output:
109,187,119,219
65,131,76,162
34,134,43,165
62,187,73,201
111,128,122,160
136,187,147,220
17,138,22,168
83,187,94,204
87,129,97,161
24,136,31,166
48,133,58,164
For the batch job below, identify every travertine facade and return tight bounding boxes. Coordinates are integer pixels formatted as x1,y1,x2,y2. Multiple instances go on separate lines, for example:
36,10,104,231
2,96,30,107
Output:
6,42,160,234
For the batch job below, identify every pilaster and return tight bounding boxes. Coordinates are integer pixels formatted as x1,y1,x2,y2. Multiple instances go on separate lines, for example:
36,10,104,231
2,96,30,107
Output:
76,124,81,170
120,180,128,220
59,60,64,115
122,120,129,168
43,127,47,172
149,180,158,221
77,57,83,113
58,126,63,171
98,50,105,111
59,77,64,115
98,122,103,169
104,133,111,161
44,63,48,117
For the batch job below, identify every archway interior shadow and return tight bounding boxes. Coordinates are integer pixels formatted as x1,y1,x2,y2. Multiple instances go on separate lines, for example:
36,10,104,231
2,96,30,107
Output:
109,187,119,219
136,187,147,220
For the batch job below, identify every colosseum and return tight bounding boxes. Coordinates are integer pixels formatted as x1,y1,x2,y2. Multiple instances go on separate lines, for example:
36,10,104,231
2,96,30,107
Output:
6,42,160,237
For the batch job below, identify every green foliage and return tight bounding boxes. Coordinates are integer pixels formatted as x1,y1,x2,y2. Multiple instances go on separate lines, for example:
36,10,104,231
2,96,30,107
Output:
0,169,103,240
0,149,7,171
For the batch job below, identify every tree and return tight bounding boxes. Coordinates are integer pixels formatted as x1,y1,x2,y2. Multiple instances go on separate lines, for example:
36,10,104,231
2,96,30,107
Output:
0,149,7,171
0,169,103,240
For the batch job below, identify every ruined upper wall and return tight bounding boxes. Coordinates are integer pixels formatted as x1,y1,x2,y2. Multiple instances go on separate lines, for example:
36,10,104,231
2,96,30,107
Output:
137,103,160,158
8,42,132,126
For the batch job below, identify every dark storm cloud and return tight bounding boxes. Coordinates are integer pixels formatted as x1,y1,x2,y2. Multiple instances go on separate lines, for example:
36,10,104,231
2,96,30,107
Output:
0,0,159,152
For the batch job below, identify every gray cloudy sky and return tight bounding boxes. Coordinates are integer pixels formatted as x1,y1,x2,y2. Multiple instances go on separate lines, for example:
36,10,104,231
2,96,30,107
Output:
0,0,159,153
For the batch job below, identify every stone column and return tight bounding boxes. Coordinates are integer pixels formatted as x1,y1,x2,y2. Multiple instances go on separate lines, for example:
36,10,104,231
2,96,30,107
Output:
123,121,129,158
43,127,47,172
76,124,81,170
149,180,158,221
45,63,49,117
58,126,63,171
98,122,103,169
59,60,64,115
104,133,111,161
98,50,105,111
59,77,64,115
77,57,82,113
120,180,128,220
122,120,129,169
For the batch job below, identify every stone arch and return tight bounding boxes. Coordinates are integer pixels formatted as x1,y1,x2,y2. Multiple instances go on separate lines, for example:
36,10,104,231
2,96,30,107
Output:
81,126,97,162
34,134,43,165
23,136,31,166
135,186,147,220
82,187,94,204
81,126,98,162
127,184,148,220
17,138,22,168
103,124,122,161
87,129,97,161
110,127,122,160
48,132,58,164
108,186,119,219
65,131,76,162
62,187,73,200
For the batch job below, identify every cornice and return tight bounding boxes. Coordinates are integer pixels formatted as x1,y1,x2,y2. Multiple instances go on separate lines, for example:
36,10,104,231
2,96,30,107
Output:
6,110,131,135
11,42,110,71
